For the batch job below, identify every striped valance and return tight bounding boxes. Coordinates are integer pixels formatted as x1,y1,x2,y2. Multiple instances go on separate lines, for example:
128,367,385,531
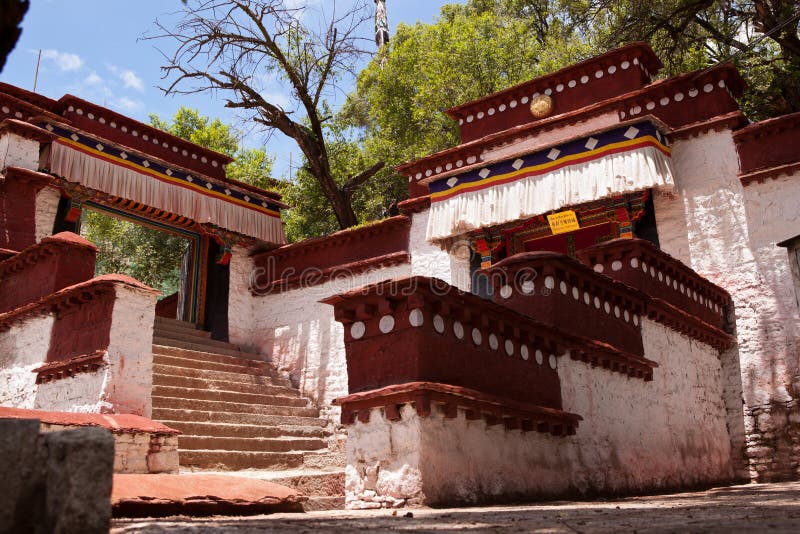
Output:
45,124,285,244
426,121,674,243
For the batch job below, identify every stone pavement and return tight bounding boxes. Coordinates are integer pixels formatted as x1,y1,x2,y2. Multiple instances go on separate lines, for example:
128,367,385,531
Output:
112,481,800,533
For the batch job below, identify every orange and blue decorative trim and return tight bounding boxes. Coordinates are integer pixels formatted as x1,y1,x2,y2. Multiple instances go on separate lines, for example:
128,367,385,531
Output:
430,122,670,203
43,123,283,218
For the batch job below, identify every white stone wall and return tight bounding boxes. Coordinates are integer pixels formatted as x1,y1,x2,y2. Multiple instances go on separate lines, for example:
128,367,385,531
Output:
39,423,179,474
0,133,40,171
35,369,112,413
243,263,412,421
34,185,60,243
409,209,471,292
105,285,157,417
228,245,255,349
346,319,733,507
654,129,800,479
0,315,54,408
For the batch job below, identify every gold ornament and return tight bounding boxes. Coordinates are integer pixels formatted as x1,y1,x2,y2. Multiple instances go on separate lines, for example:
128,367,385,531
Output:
529,94,554,119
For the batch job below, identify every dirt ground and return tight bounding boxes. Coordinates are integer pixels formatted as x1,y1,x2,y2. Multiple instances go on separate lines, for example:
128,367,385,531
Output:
112,481,800,533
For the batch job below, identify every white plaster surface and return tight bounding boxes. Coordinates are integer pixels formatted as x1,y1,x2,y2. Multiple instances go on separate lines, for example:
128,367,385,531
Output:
654,131,800,479
345,319,733,506
409,210,471,292
243,263,412,421
105,284,157,417
34,185,61,243
35,368,112,413
0,133,41,171
228,245,255,350
0,315,54,408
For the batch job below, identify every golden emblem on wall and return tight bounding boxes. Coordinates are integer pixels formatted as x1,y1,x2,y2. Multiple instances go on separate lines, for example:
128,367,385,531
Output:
530,94,554,119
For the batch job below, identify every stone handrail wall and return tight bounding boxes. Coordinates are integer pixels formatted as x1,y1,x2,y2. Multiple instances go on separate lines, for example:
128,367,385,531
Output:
577,238,731,331
0,274,156,363
486,249,734,354
0,232,97,314
324,276,657,426
485,251,648,356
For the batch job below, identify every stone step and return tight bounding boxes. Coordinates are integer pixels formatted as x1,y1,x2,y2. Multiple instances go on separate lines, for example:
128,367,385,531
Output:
303,451,347,470
152,345,272,370
152,373,295,396
152,352,273,377
153,331,239,351
151,396,319,417
179,435,328,453
159,421,328,440
153,317,200,332
152,364,292,389
302,496,345,511
152,337,250,358
152,385,308,407
153,324,212,340
179,450,305,470
152,408,328,427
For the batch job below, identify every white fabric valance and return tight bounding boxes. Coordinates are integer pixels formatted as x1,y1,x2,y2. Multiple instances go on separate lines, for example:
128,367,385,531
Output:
49,141,285,244
426,124,674,244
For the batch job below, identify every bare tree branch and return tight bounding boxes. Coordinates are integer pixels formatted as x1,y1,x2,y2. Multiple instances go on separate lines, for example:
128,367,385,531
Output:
148,0,380,230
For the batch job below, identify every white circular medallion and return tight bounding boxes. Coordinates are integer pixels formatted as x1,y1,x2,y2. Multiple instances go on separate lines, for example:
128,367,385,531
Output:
350,321,366,339
594,264,605,273
379,315,395,334
545,276,555,290
612,260,622,271
505,340,514,356
409,309,424,327
549,354,557,369
500,285,513,299
521,280,535,294
560,281,567,294
572,287,580,300
433,314,445,334
521,345,529,360
631,257,639,269
472,328,482,345
535,349,543,365
489,334,499,350
453,321,464,339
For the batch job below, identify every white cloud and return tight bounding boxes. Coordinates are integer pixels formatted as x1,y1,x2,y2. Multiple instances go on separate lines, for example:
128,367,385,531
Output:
106,64,145,92
84,72,104,86
41,49,84,72
119,70,144,92
111,96,144,113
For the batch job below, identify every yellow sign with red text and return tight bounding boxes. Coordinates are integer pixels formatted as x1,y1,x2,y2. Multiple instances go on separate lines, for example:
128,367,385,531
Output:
547,210,580,235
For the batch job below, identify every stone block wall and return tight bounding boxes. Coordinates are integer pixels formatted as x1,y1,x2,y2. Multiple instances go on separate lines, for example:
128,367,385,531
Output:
342,317,732,508
654,129,800,481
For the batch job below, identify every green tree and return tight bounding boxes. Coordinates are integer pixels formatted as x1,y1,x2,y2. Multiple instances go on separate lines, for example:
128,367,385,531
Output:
83,108,276,294
560,0,800,118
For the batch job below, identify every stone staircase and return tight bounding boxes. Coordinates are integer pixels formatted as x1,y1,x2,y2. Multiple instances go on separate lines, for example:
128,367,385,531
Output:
150,316,340,472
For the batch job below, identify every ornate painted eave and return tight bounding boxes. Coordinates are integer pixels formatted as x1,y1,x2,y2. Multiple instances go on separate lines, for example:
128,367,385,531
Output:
446,42,663,143
397,63,744,185
57,94,234,181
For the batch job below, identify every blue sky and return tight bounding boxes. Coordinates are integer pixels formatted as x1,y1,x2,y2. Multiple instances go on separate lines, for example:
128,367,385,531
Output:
1,1,460,179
